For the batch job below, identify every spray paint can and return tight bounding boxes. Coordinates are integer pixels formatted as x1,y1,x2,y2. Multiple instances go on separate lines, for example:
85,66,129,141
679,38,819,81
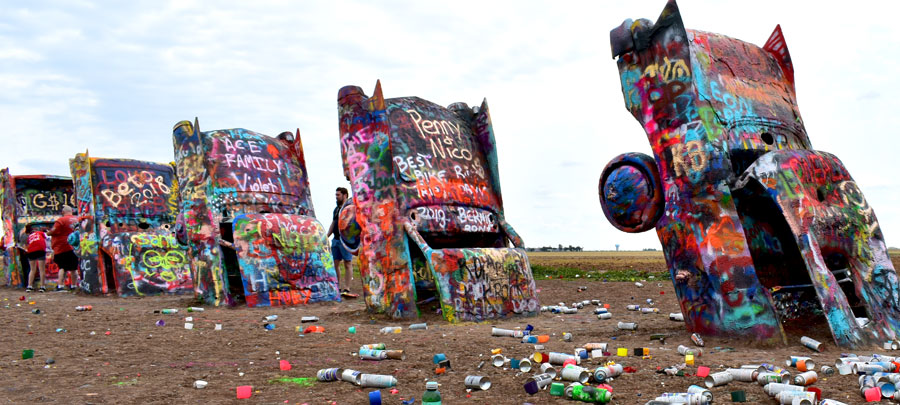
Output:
464,375,491,390
561,307,578,314
491,327,524,338
593,364,623,382
677,345,702,357
796,359,815,372
775,390,816,404
597,313,612,320
360,343,386,350
653,393,705,404
379,326,401,334
691,333,704,347
594,308,608,314
409,323,427,330
800,336,822,352
263,315,278,322
300,316,318,323
359,374,397,388
820,365,835,376
704,371,733,388
75,305,92,311
359,348,387,360
669,312,684,321
885,341,900,350
385,350,405,360
617,322,637,330
726,368,758,383
525,373,554,390
316,368,341,382
539,363,557,378
793,371,817,386
186,306,203,312
549,352,578,365
491,354,506,367
518,358,533,372
763,382,804,397
341,369,362,385
818,400,850,405
626,304,640,311
583,342,607,351
640,307,658,313
854,363,883,375
564,382,583,399
159,308,178,314
878,381,897,398
560,366,590,384
687,385,713,404
562,332,573,342
757,372,785,385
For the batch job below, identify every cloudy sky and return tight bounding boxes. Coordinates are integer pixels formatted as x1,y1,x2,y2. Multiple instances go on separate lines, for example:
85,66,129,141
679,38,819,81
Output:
1,0,897,250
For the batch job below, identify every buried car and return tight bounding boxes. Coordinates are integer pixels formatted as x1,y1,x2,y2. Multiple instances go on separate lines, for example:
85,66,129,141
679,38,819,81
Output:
173,119,339,307
69,152,192,295
0,170,73,288
600,0,898,347
337,81,539,322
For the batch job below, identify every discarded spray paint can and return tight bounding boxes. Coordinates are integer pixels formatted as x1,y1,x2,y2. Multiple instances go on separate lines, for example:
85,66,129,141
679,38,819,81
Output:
341,369,362,385
380,326,401,334
465,375,491,391
317,368,342,382
518,358,533,372
583,342,607,351
361,343,386,350
540,363,558,378
159,308,178,314
491,327,524,338
854,363,883,375
757,372,787,385
193,380,208,389
359,348,387,360
594,364,623,382
594,308,608,314
800,336,822,352
561,307,578,314
705,371,733,388
678,345,702,357
818,400,850,405
617,322,637,330
793,371,817,386
560,366,590,384
687,385,714,404
597,313,612,320
669,312,684,321
385,350,405,360
549,352,579,365
300,316,318,323
359,374,397,388
187,307,204,312
877,381,897,398
653,393,705,405
885,341,900,351
263,315,278,322
626,304,641,311
726,368,758,382
491,354,506,367
563,382,582,399
409,323,427,330
763,382,804,397
691,333,704,347
775,390,816,404
75,305,92,311
563,332,573,342
525,373,553,391
590,349,605,359
640,307,659,313
796,359,815,372
820,365,835,376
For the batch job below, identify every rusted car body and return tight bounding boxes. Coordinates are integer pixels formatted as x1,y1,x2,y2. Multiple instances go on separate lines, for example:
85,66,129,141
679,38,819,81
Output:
600,0,898,347
69,152,192,295
0,170,73,288
337,81,539,322
172,119,339,307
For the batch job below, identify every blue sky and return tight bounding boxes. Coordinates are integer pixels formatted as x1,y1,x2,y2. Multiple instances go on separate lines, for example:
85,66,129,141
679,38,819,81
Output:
1,1,897,250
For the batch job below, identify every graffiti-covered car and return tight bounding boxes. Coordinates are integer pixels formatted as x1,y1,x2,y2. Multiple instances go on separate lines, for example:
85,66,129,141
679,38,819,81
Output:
600,0,898,347
173,119,339,307
337,81,539,322
0,170,73,288
68,152,192,295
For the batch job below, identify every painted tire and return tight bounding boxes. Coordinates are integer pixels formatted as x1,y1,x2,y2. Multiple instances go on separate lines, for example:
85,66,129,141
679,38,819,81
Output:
598,153,663,233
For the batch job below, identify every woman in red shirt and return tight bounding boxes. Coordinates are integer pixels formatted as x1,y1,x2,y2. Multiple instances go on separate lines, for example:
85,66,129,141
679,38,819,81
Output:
20,224,48,292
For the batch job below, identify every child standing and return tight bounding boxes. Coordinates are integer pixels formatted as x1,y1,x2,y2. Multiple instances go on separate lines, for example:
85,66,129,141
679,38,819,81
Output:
21,225,48,292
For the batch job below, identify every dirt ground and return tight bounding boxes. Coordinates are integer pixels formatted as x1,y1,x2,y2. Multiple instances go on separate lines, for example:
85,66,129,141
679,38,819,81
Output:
2,255,900,404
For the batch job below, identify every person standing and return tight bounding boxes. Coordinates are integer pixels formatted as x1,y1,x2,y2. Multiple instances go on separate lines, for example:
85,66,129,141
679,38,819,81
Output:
327,187,353,295
20,224,48,292
48,206,79,291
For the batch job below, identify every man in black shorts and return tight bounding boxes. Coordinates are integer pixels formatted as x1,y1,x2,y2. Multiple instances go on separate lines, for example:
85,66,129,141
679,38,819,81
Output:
48,206,79,291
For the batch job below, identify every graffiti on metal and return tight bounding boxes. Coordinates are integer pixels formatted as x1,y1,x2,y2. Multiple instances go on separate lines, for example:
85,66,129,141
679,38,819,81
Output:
337,81,538,322
69,152,192,296
173,120,338,307
0,169,72,287
601,0,897,347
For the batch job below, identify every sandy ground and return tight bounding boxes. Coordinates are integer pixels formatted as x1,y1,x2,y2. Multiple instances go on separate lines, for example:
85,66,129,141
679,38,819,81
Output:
3,272,897,405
